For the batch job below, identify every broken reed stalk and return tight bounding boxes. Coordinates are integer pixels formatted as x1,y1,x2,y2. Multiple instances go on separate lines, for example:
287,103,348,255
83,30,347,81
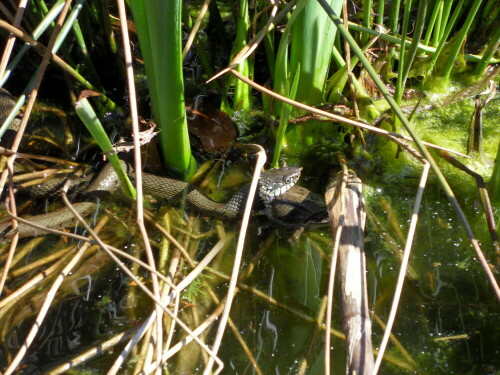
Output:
326,170,374,375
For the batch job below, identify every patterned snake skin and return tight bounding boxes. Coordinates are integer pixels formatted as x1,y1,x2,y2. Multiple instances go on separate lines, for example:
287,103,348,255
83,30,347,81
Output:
0,162,302,238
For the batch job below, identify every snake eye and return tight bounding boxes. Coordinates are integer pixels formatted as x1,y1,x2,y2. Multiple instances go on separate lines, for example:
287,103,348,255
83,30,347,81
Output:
285,177,291,184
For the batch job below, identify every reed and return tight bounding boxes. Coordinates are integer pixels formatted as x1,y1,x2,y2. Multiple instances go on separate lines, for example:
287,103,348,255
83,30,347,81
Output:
128,0,195,176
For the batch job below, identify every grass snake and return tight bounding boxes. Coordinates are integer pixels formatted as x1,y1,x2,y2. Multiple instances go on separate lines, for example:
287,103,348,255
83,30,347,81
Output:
1,161,305,238
0,88,327,239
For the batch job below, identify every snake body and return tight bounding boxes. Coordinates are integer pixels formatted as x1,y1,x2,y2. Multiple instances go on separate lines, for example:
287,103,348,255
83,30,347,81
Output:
0,89,326,239
139,165,302,218
1,162,303,238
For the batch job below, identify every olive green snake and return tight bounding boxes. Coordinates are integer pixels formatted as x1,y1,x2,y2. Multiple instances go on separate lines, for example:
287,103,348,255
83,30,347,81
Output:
0,89,327,239
0,161,308,238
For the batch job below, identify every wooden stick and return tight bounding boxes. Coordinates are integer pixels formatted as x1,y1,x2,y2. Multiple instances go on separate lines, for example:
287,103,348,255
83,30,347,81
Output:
326,170,374,374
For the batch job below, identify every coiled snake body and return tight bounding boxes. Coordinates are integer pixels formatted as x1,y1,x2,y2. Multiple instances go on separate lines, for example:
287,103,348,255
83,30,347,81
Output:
0,89,326,239
1,162,304,238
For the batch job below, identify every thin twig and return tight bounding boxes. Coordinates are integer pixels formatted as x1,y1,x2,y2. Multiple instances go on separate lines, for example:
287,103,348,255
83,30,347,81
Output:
1,206,194,292
0,166,19,295
0,225,103,312
202,144,266,375
228,69,467,157
56,181,224,374
182,0,211,59
372,314,417,368
323,163,348,374
8,243,71,278
208,0,278,82
0,0,27,78
0,0,73,196
0,146,82,165
372,161,430,374
115,0,164,370
0,0,74,305
147,218,264,375
107,235,228,374
144,301,227,375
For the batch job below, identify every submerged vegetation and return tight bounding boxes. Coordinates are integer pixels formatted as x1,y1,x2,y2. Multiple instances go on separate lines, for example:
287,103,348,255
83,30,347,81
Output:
0,0,498,373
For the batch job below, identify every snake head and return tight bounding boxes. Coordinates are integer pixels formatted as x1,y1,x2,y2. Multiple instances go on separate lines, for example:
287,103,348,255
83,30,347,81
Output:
259,167,302,202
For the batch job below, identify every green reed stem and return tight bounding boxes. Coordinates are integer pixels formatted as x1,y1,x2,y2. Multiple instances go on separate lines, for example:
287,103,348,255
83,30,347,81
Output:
52,0,84,52
129,0,195,176
426,0,464,74
438,0,454,43
0,0,65,87
263,16,275,80
0,4,117,137
401,0,427,84
274,0,306,116
490,142,500,210
473,25,500,77
100,0,119,55
327,39,375,103
75,98,135,197
231,0,252,111
271,65,300,168
423,0,440,47
33,0,50,16
440,0,482,80
346,21,497,63
71,21,102,90
361,0,372,45
376,0,384,26
290,0,343,110
388,0,401,34
394,0,411,104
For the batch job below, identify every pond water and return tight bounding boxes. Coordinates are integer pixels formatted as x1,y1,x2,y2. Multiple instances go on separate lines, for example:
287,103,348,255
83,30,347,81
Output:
1,91,498,375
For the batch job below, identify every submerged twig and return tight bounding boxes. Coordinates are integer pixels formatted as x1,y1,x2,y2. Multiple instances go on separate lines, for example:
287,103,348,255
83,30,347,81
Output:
46,327,139,374
0,206,184,290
